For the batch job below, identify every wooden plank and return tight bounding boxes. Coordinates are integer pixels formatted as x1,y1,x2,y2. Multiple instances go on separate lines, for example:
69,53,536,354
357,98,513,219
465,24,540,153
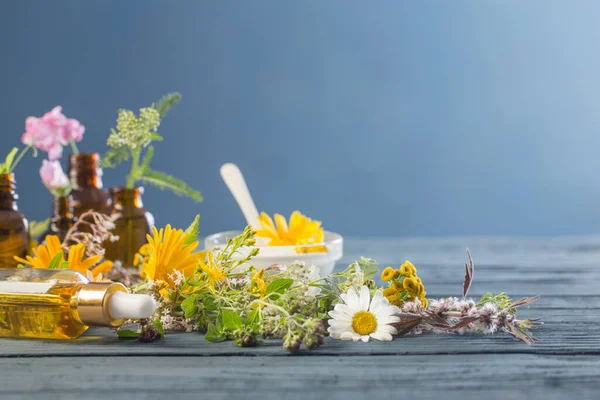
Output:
0,307,596,357
1,354,600,400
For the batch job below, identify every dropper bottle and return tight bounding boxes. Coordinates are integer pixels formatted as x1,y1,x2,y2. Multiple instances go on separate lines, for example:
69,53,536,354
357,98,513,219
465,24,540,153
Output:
0,268,155,339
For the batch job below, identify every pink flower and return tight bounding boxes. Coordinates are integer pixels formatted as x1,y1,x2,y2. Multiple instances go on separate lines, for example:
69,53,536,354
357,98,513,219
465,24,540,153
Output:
22,106,85,161
39,159,70,193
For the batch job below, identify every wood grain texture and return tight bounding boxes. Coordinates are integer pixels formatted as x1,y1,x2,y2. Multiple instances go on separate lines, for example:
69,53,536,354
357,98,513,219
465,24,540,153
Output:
1,237,599,399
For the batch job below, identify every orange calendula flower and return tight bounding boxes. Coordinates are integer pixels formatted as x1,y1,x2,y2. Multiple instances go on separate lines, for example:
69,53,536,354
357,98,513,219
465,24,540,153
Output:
256,211,326,253
15,235,112,280
15,235,63,269
140,225,203,294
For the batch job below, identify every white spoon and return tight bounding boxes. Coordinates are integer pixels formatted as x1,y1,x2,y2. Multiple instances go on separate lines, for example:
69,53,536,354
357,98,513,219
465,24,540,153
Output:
220,163,260,230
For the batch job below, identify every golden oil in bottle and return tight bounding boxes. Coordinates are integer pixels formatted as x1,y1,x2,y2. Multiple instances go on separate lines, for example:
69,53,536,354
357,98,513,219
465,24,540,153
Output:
0,268,155,340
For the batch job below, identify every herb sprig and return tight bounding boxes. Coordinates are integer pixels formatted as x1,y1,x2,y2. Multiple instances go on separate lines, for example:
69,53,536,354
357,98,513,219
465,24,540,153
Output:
102,92,202,202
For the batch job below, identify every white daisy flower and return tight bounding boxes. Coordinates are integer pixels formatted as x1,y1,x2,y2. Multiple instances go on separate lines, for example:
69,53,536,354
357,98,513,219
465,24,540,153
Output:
327,285,401,342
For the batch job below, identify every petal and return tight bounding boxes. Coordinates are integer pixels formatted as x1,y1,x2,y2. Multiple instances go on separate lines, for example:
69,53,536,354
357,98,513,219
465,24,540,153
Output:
328,310,352,321
376,324,398,336
378,315,401,326
375,305,401,319
359,285,370,311
273,214,289,239
369,290,387,314
359,335,370,343
333,303,356,318
344,289,360,310
370,331,393,342
327,319,352,328
328,330,342,339
340,332,355,341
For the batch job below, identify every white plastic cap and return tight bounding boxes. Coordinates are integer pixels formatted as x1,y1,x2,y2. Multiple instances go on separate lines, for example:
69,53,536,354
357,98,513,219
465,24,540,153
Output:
108,291,156,320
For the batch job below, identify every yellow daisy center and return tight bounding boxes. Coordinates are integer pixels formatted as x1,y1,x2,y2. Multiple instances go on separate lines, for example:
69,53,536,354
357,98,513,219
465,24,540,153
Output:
352,311,377,335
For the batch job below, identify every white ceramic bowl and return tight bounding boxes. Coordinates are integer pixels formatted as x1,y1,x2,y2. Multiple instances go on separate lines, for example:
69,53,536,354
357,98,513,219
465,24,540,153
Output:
204,230,343,276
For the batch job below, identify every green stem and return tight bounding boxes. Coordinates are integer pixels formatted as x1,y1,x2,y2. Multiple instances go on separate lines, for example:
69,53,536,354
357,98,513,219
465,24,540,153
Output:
9,146,32,173
69,140,79,155
126,148,141,189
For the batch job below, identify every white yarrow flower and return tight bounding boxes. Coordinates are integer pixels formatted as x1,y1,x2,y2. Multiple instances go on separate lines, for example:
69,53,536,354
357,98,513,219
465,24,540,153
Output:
328,286,401,342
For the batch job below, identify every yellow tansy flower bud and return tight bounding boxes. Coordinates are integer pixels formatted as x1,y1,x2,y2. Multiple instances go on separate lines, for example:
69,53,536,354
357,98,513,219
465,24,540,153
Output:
400,261,417,277
419,296,428,308
403,277,419,294
381,267,395,282
393,269,401,279
392,281,403,291
383,287,398,302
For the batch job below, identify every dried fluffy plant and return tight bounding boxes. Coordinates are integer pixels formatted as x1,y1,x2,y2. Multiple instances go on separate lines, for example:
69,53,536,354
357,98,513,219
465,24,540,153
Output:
393,250,542,344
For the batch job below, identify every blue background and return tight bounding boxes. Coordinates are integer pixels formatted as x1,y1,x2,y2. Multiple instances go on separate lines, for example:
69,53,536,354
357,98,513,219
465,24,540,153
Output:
2,1,600,237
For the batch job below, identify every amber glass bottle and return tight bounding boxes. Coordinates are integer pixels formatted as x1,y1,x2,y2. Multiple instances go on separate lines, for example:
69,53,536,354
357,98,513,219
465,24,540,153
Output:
0,174,29,268
41,195,76,242
104,187,154,266
68,153,110,217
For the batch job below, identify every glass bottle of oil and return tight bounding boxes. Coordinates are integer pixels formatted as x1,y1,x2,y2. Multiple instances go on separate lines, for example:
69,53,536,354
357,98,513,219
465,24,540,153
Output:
69,153,111,217
0,268,155,340
104,187,154,266
0,173,29,268
40,195,76,243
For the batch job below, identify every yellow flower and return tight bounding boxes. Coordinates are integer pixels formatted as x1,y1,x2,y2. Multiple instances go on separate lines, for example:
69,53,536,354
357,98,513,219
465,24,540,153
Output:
256,211,326,252
381,267,395,282
140,225,203,293
66,243,113,279
382,287,398,301
400,261,417,277
198,251,225,293
15,235,112,280
419,296,429,308
403,277,419,295
15,235,63,269
251,268,267,304
393,270,401,279
392,281,403,291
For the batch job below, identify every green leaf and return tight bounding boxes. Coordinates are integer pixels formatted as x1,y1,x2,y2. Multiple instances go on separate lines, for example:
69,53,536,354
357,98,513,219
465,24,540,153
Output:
181,296,199,319
139,146,154,175
101,145,130,168
140,169,203,202
59,261,70,270
202,296,217,311
154,92,182,119
117,329,139,338
183,214,200,248
221,310,242,331
205,324,226,343
245,309,261,326
47,253,64,269
28,219,50,240
149,133,164,142
3,148,18,172
266,278,294,295
153,319,165,336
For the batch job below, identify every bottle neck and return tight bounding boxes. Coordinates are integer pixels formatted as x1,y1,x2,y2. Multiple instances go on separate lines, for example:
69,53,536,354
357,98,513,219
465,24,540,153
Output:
109,187,144,209
50,195,75,233
51,195,74,220
69,153,103,190
76,282,128,327
0,173,18,210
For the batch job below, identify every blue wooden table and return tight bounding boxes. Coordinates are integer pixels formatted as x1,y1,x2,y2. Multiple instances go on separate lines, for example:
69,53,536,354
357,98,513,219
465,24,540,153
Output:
0,237,599,400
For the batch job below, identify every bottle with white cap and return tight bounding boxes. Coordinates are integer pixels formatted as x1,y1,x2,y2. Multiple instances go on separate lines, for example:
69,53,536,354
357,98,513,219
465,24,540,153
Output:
0,268,156,339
